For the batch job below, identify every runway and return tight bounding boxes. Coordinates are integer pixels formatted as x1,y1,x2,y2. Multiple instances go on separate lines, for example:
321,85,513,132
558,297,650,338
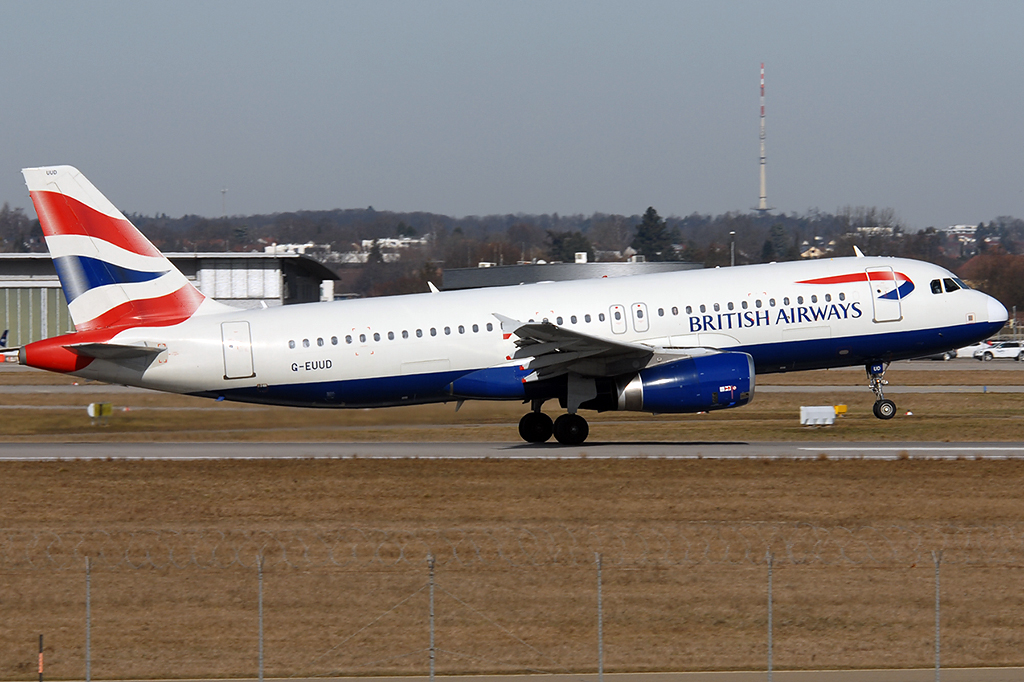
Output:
3,441,1024,460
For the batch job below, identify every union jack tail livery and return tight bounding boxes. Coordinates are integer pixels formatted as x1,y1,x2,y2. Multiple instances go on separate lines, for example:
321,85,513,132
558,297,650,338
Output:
23,166,214,332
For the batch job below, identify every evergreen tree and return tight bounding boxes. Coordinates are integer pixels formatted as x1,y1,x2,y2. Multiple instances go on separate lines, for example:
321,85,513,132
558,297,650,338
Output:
546,230,593,262
631,207,673,261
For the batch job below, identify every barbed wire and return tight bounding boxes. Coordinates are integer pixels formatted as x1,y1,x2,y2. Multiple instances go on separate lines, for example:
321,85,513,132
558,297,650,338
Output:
2,524,1024,570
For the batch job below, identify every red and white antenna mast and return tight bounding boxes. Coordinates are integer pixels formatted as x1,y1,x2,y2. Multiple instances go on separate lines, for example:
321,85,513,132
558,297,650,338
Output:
756,62,772,213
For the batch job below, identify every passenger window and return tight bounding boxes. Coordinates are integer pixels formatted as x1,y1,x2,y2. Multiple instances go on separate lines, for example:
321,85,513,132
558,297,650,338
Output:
472,324,479,332
416,329,423,338
811,295,817,303
303,339,310,348
556,317,563,325
783,297,789,306
331,336,338,345
713,303,719,312
585,314,592,322
599,313,605,321
756,300,762,308
345,335,353,344
657,308,664,317
373,333,381,342
930,279,942,294
637,309,644,318
944,278,959,293
824,294,831,302
571,315,578,323
700,304,706,313
839,292,845,301
797,296,804,304
288,340,295,349
685,306,692,314
317,338,324,347
458,325,465,334
614,311,621,321
430,328,437,337
741,301,748,310
387,331,394,340
769,299,776,307
402,330,409,339
445,327,451,335
486,323,493,331
728,302,734,311
359,334,366,343
672,307,679,315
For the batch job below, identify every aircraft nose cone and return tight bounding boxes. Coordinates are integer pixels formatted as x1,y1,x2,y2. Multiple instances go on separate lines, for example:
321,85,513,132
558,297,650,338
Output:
988,295,1008,323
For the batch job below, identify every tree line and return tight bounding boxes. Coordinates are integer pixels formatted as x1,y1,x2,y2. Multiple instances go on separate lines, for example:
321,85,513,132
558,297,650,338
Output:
2,201,1024,317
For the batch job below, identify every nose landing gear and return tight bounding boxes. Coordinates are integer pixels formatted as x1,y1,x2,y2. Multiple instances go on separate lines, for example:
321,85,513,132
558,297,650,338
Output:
867,362,896,420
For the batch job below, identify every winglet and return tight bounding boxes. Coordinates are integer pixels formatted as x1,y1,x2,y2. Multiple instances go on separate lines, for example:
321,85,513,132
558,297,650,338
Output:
492,313,524,340
853,245,866,258
428,281,440,294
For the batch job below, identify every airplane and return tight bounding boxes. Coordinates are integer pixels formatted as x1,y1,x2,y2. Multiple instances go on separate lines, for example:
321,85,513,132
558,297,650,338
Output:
2,165,1008,444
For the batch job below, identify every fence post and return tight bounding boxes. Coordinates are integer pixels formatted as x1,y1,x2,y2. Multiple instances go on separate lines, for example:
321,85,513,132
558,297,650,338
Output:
933,550,942,682
85,557,91,682
258,555,264,682
596,552,604,682
767,551,773,682
428,554,435,682
38,634,43,682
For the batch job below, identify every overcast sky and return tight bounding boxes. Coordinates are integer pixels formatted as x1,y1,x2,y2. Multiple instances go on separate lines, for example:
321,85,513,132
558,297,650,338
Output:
2,1,1022,230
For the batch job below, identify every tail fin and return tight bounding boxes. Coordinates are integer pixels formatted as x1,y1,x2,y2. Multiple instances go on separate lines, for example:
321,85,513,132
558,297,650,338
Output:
23,166,216,331
0,329,7,348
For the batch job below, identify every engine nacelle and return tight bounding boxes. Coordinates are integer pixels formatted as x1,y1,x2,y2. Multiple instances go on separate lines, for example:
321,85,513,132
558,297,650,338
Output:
614,351,754,413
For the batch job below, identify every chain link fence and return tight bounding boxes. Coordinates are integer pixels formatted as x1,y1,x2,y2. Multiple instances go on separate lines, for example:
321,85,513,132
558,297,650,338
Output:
2,525,1024,680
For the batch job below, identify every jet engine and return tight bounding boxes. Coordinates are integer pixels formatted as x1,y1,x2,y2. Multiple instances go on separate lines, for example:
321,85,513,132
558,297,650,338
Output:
582,351,754,414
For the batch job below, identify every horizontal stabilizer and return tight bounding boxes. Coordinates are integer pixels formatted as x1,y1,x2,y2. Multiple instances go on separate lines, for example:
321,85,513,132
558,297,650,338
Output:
63,342,163,360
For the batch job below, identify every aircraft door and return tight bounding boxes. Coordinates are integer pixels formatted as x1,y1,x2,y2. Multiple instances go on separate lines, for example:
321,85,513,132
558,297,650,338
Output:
631,303,649,333
221,321,255,379
865,267,902,323
609,305,627,334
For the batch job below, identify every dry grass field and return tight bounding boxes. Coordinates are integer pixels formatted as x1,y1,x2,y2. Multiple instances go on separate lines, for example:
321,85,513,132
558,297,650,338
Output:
2,362,1024,678
3,459,1024,678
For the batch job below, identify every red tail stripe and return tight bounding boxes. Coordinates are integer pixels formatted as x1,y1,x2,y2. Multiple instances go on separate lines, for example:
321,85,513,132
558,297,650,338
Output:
75,285,205,332
31,190,163,258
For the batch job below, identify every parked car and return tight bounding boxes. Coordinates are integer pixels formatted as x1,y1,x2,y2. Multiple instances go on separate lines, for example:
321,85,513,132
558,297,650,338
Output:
975,341,1024,361
957,341,992,358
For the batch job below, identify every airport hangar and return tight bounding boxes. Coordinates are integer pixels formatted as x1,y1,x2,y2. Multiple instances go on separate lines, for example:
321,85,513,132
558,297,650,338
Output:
0,252,339,346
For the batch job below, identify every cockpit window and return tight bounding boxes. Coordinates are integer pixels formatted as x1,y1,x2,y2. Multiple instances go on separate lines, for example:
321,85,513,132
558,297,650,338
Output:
943,278,959,293
953,277,971,290
930,279,942,294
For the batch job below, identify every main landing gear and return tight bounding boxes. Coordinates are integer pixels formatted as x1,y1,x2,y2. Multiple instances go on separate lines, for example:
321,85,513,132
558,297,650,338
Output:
518,400,590,445
867,361,896,420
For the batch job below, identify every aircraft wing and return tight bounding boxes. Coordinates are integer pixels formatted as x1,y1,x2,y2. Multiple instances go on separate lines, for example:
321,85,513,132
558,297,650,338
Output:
494,313,714,381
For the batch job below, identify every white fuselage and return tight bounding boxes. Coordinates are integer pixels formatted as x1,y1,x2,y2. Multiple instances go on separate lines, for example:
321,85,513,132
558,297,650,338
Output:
65,256,1005,408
